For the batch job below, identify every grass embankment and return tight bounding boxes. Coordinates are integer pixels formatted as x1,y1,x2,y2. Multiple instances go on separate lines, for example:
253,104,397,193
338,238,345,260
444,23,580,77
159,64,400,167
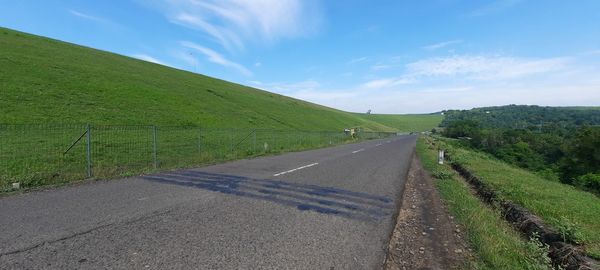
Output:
0,27,393,132
0,27,417,191
441,139,600,259
417,136,553,269
355,113,443,132
1,126,391,191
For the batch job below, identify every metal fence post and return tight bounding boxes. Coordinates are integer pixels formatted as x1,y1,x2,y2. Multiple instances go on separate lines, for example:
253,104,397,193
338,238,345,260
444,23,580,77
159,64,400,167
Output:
86,123,92,178
198,128,202,153
230,131,234,154
252,130,256,153
152,125,158,169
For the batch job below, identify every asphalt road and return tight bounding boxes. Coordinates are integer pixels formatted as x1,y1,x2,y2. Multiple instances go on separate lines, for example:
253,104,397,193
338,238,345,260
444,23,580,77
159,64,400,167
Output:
0,135,416,269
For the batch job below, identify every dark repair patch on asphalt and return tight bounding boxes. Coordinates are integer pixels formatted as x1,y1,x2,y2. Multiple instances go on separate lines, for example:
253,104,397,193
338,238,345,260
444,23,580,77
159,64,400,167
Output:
142,170,394,222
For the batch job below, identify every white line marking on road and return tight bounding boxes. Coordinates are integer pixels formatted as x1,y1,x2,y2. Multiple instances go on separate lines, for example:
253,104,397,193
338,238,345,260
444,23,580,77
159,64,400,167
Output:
375,143,382,146
273,163,319,177
352,148,365,154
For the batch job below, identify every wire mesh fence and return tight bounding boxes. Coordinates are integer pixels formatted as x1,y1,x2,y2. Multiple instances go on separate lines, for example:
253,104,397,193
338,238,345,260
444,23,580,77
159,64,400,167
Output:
0,124,396,190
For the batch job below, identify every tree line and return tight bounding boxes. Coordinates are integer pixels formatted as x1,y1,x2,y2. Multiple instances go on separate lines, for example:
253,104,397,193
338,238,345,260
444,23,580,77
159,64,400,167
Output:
438,105,600,194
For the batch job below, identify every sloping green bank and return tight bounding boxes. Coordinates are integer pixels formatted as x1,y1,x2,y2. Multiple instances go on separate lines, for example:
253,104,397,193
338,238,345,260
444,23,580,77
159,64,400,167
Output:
417,137,553,269
439,138,600,259
354,113,443,132
0,27,391,131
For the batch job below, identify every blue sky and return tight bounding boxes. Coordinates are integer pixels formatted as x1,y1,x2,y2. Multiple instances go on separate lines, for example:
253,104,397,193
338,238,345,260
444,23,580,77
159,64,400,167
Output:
1,0,599,113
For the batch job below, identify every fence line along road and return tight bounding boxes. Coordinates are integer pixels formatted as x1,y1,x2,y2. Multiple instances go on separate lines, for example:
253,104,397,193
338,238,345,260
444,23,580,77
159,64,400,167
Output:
0,124,396,190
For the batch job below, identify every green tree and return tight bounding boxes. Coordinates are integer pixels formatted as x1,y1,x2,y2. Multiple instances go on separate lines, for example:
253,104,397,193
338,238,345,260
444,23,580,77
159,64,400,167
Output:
443,119,480,138
560,127,600,183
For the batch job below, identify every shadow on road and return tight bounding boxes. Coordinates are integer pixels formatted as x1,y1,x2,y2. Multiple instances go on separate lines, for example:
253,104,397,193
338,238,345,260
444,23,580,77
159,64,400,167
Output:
142,170,395,222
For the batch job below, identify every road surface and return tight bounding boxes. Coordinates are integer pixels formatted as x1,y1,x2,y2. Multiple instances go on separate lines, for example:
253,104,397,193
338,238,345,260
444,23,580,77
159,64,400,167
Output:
0,135,416,269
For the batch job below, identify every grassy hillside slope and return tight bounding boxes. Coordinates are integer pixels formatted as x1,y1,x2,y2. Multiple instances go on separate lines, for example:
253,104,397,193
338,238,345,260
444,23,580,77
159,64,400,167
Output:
0,27,393,131
439,138,600,259
354,113,443,132
417,137,553,269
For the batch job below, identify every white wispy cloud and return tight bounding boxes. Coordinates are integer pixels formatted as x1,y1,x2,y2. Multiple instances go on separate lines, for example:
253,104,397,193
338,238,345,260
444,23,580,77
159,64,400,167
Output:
370,64,395,71
469,0,522,17
152,0,321,51
368,56,406,71
249,80,321,93
405,55,570,80
287,81,600,114
68,9,111,24
290,90,358,103
347,57,367,65
249,52,599,114
171,50,200,68
583,49,600,56
181,41,252,76
131,54,167,65
423,40,463,50
362,78,414,89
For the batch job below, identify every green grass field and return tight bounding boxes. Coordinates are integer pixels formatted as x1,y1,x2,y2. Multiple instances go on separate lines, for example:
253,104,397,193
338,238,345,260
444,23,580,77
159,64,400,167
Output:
0,27,444,133
0,27,399,132
1,27,431,190
439,138,600,259
417,137,553,269
354,113,443,132
1,124,392,191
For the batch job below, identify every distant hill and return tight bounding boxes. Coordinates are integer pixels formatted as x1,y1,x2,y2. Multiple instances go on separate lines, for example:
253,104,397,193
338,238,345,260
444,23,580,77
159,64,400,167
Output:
440,105,600,129
0,27,402,131
354,113,443,132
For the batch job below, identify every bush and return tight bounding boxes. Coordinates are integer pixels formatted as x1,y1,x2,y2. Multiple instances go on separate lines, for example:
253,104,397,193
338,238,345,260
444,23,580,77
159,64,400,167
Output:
574,173,600,194
551,217,586,244
442,119,480,138
535,168,560,182
431,169,454,180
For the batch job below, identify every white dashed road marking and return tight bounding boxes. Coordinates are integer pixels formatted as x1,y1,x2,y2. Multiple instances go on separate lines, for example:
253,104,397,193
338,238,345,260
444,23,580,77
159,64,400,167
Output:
352,149,365,154
273,163,319,177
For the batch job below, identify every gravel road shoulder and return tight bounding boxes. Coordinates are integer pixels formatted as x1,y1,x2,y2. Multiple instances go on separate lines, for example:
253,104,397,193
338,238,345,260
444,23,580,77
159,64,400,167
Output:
384,154,471,270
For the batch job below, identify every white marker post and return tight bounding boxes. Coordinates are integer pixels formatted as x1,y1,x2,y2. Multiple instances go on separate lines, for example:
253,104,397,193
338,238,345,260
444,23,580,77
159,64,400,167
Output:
438,150,445,165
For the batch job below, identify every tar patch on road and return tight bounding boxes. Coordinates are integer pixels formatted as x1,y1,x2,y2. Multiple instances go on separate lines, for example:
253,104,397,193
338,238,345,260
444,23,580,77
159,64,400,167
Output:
143,170,395,222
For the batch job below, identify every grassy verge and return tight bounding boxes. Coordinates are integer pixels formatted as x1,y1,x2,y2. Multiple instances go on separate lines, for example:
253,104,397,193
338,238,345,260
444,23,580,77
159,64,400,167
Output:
0,27,395,132
1,124,391,192
417,136,553,269
354,113,443,132
439,138,600,259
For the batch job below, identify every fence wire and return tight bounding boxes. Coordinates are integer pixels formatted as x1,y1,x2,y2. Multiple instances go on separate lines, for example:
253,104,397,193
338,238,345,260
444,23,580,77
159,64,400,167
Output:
0,124,396,190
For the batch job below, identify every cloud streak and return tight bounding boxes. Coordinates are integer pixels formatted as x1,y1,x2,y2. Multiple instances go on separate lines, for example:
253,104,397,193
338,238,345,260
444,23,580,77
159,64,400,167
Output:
181,41,252,76
68,10,111,24
288,52,596,113
347,57,367,65
469,0,522,17
423,40,463,50
152,0,321,51
249,80,320,93
281,82,600,114
406,55,569,80
131,54,167,65
362,78,414,89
